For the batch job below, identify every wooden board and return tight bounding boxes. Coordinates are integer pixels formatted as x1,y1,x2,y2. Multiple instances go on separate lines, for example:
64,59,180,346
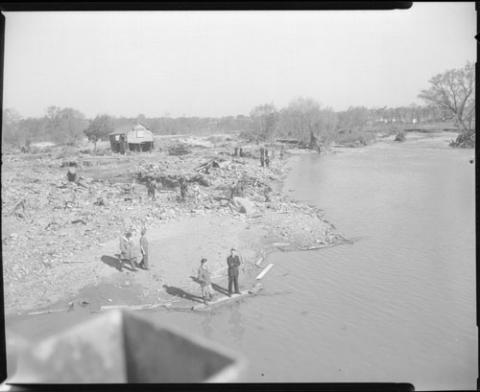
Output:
256,263,274,280
27,308,66,316
255,256,264,266
100,303,162,312
191,290,250,311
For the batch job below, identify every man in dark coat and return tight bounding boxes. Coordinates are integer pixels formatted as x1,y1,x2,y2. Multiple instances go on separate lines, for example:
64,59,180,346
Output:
227,248,242,296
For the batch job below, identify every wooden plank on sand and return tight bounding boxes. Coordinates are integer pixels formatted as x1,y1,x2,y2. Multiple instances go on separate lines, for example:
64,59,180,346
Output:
100,304,162,312
256,263,274,280
27,308,66,316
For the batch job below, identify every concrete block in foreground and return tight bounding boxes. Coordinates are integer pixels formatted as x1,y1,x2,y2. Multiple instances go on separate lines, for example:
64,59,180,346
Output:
9,310,246,383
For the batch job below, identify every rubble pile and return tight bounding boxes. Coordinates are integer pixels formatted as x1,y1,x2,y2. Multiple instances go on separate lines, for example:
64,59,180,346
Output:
2,158,180,285
2,138,345,313
168,144,191,156
260,201,343,249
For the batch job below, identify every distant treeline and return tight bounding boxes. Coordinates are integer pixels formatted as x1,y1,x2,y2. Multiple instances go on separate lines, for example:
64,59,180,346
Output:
2,62,474,149
245,99,451,146
1,102,449,148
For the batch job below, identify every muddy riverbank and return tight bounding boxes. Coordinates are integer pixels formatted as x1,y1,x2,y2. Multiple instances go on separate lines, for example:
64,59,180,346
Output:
5,131,474,388
2,136,345,316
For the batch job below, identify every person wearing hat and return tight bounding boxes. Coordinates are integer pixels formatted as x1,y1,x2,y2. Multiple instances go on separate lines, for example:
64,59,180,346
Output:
227,248,242,296
197,258,213,303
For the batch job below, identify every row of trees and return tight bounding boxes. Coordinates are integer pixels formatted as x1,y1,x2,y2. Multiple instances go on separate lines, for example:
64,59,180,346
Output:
248,100,451,144
2,106,88,147
248,62,475,146
2,108,254,149
0,101,453,148
2,62,474,149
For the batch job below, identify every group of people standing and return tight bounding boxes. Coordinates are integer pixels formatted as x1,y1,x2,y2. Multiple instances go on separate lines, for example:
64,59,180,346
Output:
119,227,149,271
118,229,243,305
196,248,243,304
145,177,198,204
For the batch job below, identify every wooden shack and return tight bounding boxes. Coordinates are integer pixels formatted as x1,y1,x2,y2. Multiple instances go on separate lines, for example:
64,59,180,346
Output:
109,124,154,153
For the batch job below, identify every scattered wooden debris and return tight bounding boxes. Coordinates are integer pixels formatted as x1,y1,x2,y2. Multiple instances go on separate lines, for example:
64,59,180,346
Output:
195,159,222,173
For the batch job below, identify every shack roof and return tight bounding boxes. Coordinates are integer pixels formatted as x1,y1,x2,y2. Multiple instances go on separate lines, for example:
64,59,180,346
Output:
109,123,151,136
109,124,154,144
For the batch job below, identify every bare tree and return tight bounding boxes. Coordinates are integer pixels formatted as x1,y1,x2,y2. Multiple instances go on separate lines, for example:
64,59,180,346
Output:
250,104,278,141
2,108,23,146
45,106,88,145
277,97,337,145
419,62,475,134
84,114,115,152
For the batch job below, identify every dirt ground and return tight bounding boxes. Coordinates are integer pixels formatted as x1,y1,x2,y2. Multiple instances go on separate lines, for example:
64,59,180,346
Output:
2,135,344,315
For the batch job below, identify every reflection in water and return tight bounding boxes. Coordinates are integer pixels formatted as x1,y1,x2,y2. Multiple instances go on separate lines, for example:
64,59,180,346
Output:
200,312,213,339
228,304,245,344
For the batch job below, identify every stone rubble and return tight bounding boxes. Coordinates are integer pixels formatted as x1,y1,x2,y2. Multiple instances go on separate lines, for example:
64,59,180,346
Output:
2,138,345,312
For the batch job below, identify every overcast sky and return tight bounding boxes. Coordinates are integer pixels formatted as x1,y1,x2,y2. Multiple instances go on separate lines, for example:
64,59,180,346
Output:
3,3,475,119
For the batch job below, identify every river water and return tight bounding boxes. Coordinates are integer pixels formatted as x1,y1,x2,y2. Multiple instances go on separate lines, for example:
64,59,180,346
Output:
149,133,476,388
6,133,476,389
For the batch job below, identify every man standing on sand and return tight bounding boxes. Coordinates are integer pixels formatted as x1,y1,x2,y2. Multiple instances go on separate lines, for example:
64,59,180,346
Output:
197,258,213,303
227,248,242,296
123,232,137,270
119,232,129,265
120,231,136,270
139,227,149,270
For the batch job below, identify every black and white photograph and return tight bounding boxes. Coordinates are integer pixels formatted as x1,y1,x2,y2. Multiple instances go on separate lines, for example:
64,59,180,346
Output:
1,2,476,389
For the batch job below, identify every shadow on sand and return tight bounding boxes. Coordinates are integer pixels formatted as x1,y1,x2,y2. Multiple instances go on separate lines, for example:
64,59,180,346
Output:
162,284,205,303
190,276,229,296
101,255,137,272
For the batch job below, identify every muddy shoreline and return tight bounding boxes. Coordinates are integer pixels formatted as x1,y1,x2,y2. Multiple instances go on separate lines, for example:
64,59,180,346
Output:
2,137,346,317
